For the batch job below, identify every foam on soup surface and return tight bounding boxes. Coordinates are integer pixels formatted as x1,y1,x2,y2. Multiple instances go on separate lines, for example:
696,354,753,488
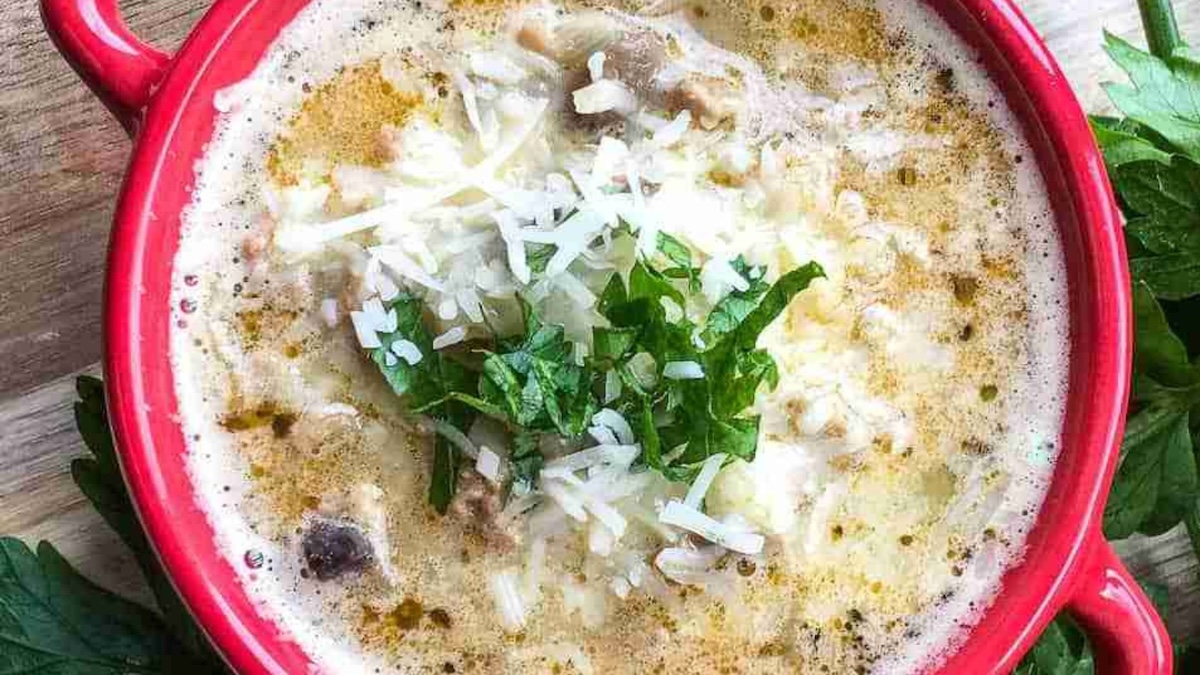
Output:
171,0,1069,672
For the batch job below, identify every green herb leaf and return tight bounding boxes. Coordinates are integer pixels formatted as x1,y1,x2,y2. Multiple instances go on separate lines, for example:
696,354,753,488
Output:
1161,296,1200,358
1021,19,1200,669
656,232,700,291
701,259,772,346
1013,615,1094,675
0,537,222,674
509,430,544,490
636,399,664,471
429,438,460,515
1102,30,1200,158
629,259,686,309
1132,282,1199,386
596,259,822,480
500,297,573,372
1090,116,1174,168
377,297,480,406
1129,252,1200,300
1103,397,1200,538
370,295,482,511
711,349,780,418
1178,644,1200,674
598,272,628,315
1113,156,1200,255
482,353,526,421
657,232,694,270
593,326,639,363
526,242,556,275
716,262,824,354
702,262,823,401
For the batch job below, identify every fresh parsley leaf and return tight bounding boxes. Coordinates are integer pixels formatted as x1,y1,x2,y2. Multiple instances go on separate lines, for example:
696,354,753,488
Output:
702,262,823,416
1110,289,1200,539
1090,117,1174,168
482,353,527,422
656,232,693,270
636,399,665,471
664,408,760,475
429,437,460,515
629,259,687,309
1133,282,1199,386
592,327,639,364
1104,393,1200,538
701,259,772,346
598,271,628,315
526,242,556,275
370,295,481,512
1113,156,1200,255
1093,29,1200,303
509,430,544,490
656,232,700,291
603,263,697,365
1013,615,1094,675
491,303,599,437
0,538,221,674
1161,297,1200,358
372,295,477,410
714,262,825,355
605,260,822,480
1023,14,1200,670
711,349,779,418
1102,30,1200,158
1178,644,1200,674
531,357,598,437
1129,253,1200,300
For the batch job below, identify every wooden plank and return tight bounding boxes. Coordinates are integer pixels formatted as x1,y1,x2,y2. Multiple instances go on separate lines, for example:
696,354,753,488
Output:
0,0,211,398
0,0,1195,656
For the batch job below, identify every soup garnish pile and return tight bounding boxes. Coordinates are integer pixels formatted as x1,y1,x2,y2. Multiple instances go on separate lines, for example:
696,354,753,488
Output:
171,0,1070,672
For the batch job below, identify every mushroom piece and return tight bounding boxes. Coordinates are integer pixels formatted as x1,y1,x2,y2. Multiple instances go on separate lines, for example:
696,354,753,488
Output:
516,13,668,131
665,75,743,130
301,520,374,581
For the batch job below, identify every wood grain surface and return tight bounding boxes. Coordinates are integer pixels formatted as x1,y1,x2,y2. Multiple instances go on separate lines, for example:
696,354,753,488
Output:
1,0,1197,653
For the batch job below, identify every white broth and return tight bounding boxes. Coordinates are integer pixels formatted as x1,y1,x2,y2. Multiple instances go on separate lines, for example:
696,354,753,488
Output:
170,0,1069,672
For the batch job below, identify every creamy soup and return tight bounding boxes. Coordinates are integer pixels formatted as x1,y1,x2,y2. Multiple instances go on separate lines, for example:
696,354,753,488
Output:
170,0,1069,672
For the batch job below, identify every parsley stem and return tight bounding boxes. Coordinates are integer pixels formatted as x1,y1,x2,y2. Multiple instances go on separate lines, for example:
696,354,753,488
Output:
1137,0,1183,60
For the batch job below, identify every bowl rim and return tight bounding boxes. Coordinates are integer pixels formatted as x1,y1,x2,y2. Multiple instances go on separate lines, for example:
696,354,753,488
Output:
102,0,1130,673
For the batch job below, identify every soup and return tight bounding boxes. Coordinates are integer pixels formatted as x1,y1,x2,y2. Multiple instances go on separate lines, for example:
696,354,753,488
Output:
170,0,1069,672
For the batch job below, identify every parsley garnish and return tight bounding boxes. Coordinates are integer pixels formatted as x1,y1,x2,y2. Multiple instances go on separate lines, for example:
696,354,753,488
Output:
367,231,823,503
1086,0,1200,560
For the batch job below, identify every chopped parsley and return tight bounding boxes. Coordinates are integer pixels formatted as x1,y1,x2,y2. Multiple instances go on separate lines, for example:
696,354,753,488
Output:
368,232,824,509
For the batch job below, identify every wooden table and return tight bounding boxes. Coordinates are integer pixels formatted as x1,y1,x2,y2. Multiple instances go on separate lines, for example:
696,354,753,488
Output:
1,0,1197,649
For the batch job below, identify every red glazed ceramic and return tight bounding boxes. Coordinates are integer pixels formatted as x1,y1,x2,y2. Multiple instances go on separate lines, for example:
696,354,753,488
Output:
40,0,1172,673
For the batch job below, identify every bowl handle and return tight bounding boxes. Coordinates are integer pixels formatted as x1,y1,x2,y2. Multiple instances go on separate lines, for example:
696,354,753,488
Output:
40,0,172,134
1065,536,1173,674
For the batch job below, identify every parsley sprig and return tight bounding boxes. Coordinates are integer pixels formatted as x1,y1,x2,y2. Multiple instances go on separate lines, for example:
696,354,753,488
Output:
368,229,823,509
1089,0,1200,566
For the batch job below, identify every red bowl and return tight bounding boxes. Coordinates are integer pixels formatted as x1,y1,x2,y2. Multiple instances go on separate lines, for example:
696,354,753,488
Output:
41,0,1171,672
